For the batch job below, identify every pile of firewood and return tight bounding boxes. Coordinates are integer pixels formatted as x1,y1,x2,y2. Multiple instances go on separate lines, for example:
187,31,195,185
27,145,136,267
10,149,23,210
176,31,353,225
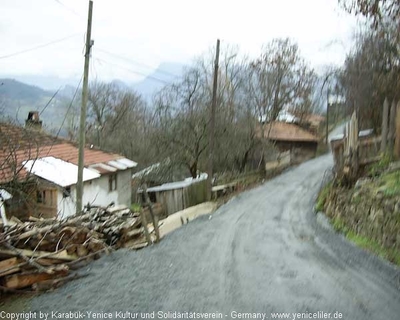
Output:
0,205,156,293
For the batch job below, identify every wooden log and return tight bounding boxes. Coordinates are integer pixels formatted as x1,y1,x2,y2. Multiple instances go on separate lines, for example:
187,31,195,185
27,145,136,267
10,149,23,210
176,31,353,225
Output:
31,273,88,292
18,226,52,241
0,257,20,277
66,248,109,269
36,257,71,266
66,245,78,255
2,269,69,289
76,245,89,258
87,239,106,253
122,227,143,240
0,248,78,261
122,237,148,249
1,242,51,274
124,242,148,250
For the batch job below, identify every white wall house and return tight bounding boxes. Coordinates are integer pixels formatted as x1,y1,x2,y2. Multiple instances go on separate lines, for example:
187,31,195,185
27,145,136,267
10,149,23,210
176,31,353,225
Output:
24,156,137,219
0,118,137,221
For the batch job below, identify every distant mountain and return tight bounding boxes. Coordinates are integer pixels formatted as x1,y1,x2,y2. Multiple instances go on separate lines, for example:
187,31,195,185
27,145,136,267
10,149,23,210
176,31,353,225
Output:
58,84,78,99
0,74,80,91
132,62,185,100
0,78,52,101
0,61,186,128
110,79,131,91
0,78,70,134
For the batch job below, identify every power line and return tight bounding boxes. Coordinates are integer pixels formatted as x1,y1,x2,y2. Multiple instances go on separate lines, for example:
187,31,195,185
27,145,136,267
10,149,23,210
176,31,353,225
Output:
0,34,81,60
53,0,84,19
45,74,84,159
56,75,83,138
96,48,180,78
95,57,171,84
40,87,62,116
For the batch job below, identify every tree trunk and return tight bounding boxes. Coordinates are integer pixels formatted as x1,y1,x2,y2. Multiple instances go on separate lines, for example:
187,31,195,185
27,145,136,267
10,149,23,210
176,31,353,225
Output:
240,150,250,173
189,161,198,178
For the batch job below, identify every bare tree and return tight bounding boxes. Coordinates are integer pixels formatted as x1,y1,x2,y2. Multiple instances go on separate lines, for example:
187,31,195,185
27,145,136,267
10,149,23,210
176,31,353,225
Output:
246,39,316,123
153,66,209,178
340,28,400,131
0,122,49,219
339,0,400,30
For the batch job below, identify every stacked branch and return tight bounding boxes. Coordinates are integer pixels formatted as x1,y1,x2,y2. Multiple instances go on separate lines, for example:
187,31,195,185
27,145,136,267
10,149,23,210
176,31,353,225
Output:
0,205,157,293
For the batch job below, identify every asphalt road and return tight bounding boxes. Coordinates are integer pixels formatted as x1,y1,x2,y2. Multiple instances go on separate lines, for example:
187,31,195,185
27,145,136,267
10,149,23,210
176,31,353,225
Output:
7,149,400,319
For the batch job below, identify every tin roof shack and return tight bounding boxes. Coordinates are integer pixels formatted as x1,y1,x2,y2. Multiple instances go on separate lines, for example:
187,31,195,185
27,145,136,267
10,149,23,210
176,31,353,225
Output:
0,118,137,220
258,121,319,165
142,175,208,217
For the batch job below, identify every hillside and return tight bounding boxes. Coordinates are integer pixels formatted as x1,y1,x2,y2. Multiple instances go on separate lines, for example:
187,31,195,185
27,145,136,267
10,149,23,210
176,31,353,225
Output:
0,78,51,101
132,62,185,99
0,78,70,133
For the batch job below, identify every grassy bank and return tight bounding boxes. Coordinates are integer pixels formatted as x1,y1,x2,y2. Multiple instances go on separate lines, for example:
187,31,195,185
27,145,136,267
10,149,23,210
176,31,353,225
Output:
316,172,400,266
331,216,400,265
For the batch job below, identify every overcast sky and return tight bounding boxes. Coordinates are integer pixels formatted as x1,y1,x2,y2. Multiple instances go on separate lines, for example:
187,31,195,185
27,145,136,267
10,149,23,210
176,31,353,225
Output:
0,0,360,85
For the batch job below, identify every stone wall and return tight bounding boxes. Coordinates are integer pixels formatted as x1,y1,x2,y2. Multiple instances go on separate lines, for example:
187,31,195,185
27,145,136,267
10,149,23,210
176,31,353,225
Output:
325,182,400,251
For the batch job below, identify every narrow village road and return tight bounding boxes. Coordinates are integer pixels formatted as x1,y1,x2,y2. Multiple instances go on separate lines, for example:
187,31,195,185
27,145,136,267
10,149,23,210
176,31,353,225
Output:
19,151,400,319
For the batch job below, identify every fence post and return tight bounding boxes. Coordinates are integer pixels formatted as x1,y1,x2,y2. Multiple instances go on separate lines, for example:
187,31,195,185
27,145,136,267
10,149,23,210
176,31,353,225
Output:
142,183,160,243
395,101,400,159
388,100,397,157
381,98,389,153
347,111,359,178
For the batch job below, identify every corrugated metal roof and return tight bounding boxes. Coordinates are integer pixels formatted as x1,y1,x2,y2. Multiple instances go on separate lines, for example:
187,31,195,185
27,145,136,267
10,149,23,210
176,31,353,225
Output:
116,158,137,168
146,173,207,192
23,156,100,187
89,163,118,174
259,110,299,124
0,189,12,201
330,129,374,142
132,162,161,179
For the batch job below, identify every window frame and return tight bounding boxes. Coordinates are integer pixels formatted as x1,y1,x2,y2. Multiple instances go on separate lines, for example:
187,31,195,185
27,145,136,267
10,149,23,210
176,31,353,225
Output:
108,173,117,192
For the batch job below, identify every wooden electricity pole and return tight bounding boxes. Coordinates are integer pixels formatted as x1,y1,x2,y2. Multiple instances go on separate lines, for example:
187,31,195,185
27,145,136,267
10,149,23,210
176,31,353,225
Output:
207,39,220,201
76,0,94,214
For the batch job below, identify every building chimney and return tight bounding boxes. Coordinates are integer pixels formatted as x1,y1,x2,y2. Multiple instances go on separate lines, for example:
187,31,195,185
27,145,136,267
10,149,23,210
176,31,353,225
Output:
25,111,42,130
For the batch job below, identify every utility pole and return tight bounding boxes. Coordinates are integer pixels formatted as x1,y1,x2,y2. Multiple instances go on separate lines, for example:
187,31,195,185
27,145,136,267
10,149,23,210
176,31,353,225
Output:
76,0,94,214
207,39,220,201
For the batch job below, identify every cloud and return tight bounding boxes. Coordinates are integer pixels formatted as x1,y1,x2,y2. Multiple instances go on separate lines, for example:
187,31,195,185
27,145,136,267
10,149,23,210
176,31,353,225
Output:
0,0,358,82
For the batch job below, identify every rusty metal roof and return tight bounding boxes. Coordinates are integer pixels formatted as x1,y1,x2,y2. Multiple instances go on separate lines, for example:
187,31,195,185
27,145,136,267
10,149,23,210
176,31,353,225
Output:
258,121,319,142
0,122,137,184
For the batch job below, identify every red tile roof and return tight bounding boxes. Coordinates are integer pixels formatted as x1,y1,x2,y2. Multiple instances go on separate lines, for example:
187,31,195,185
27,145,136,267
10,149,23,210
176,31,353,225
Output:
258,121,319,142
0,122,132,184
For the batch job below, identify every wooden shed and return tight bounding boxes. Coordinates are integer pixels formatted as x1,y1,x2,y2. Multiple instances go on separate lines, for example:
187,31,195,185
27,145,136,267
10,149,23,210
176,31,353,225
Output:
258,121,320,164
144,176,207,217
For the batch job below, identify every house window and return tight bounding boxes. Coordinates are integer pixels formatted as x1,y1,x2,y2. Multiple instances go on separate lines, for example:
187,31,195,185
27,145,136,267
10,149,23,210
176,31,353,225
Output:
63,186,71,198
109,174,117,191
36,190,44,204
36,190,53,206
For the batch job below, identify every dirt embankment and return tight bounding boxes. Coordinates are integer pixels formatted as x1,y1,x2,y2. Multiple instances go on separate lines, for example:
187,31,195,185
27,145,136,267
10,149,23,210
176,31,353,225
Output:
323,170,400,263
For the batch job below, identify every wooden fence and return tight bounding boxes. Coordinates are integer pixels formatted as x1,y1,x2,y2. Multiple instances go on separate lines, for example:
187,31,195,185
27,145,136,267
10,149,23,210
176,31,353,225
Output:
265,150,291,172
331,98,400,179
145,179,208,217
